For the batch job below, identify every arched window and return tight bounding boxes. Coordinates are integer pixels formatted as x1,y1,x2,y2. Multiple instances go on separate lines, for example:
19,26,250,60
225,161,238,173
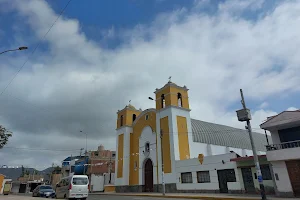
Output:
120,115,124,126
133,114,136,122
161,94,166,108
177,93,183,107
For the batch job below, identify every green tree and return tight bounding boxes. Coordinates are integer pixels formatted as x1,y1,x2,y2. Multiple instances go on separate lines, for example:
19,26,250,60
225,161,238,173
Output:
0,125,12,149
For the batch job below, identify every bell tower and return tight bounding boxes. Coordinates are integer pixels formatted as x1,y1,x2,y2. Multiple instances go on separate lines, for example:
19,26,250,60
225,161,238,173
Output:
154,80,193,184
115,104,141,186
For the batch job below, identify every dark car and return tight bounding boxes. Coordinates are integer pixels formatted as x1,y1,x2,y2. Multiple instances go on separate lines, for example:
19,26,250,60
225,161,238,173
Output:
32,185,56,198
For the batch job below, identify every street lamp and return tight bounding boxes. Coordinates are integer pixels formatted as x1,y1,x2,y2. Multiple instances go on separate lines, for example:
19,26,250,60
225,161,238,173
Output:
149,96,165,196
0,46,28,55
80,130,88,175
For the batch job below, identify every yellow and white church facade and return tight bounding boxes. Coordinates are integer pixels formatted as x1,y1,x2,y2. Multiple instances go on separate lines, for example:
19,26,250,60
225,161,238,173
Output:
114,81,272,193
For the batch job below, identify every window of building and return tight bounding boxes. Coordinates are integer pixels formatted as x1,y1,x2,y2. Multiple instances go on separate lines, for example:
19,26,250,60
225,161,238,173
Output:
197,171,210,183
133,114,136,122
161,94,165,108
120,115,124,126
145,115,149,120
177,93,183,107
261,165,272,180
145,142,150,152
181,172,193,183
94,152,99,156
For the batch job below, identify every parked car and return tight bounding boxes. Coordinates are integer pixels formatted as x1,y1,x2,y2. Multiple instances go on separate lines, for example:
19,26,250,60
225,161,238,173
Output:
32,185,56,198
55,175,89,200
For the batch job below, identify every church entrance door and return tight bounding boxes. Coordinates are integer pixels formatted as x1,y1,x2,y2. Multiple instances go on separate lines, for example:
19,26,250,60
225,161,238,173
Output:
144,159,154,192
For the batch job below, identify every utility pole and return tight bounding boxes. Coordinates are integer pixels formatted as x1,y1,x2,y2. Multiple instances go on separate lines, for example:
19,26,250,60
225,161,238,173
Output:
108,153,112,184
160,129,166,196
50,163,54,185
236,89,266,200
149,96,165,195
80,131,88,175
80,148,84,157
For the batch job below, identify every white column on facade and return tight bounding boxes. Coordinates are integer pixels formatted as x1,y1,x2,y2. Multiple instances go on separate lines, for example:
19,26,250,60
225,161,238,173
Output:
207,144,212,156
122,127,131,186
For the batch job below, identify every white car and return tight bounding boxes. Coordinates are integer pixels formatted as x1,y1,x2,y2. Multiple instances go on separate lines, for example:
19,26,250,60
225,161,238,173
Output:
55,175,89,200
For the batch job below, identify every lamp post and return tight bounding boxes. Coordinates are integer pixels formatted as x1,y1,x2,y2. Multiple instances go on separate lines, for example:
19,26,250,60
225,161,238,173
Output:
149,96,165,195
0,46,28,55
80,130,88,175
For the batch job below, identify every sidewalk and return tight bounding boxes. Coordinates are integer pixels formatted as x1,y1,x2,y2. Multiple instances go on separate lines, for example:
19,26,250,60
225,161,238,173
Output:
90,192,300,200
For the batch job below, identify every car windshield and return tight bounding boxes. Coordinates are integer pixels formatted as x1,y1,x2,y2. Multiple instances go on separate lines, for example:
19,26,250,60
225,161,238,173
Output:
40,186,53,190
72,177,88,185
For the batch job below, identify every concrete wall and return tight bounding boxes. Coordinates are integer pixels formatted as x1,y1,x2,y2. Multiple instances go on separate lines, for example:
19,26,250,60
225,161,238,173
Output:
115,126,132,186
250,167,274,191
267,147,300,161
90,174,104,192
270,130,281,144
156,108,178,184
175,153,242,192
270,161,294,196
189,142,266,159
0,179,12,194
235,159,275,193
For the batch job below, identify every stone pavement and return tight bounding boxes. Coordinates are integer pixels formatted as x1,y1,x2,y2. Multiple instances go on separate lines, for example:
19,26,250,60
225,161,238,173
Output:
91,192,300,200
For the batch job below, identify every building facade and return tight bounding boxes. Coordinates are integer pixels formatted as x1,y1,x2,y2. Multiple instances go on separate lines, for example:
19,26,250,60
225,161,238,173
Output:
260,110,300,197
88,145,116,176
115,81,271,193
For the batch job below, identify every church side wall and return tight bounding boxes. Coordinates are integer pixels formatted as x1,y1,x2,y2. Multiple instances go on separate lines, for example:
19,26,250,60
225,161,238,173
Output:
188,142,266,159
175,153,243,193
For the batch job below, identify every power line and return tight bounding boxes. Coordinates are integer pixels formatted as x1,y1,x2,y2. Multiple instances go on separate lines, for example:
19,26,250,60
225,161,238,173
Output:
3,146,81,152
0,0,73,97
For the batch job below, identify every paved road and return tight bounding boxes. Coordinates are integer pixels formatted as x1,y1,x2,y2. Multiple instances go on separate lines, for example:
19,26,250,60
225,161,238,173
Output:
0,194,197,200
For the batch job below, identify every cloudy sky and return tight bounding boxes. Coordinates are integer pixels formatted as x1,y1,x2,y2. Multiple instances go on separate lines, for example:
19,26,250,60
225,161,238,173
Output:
0,0,299,170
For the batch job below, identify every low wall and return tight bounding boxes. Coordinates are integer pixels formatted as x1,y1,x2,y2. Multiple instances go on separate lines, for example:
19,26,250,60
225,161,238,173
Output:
116,183,244,194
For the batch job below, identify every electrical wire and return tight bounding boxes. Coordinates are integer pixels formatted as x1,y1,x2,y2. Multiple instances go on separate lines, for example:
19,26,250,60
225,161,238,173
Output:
3,146,81,152
0,0,73,97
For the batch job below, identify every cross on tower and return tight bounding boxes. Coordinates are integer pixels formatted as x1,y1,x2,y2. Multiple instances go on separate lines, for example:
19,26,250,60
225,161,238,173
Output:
168,76,172,82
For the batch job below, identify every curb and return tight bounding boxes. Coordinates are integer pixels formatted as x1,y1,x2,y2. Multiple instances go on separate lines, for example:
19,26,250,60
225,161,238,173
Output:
89,193,260,200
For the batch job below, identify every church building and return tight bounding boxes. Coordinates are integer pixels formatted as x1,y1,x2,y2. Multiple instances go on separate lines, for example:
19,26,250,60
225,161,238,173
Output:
114,81,272,193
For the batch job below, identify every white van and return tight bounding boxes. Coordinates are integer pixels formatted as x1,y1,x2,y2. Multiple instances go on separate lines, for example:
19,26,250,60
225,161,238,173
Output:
55,175,89,200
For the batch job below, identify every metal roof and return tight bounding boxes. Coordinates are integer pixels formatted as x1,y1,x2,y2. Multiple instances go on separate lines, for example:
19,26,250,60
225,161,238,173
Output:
191,119,271,152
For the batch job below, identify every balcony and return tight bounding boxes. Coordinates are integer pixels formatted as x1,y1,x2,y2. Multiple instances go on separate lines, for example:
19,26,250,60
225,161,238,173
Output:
266,140,300,151
266,140,300,161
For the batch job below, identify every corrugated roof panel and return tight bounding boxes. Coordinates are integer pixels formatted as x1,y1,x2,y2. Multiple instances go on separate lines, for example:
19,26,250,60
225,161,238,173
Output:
191,119,271,152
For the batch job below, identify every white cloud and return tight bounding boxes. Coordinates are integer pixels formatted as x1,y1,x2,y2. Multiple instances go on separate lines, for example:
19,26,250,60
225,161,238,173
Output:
218,0,265,13
0,0,300,168
259,102,269,109
286,107,298,111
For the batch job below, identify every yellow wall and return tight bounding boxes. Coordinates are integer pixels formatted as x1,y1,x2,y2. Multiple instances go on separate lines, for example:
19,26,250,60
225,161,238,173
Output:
116,108,141,129
177,116,190,160
117,134,124,178
129,111,156,185
0,174,4,194
155,85,189,110
160,116,172,173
